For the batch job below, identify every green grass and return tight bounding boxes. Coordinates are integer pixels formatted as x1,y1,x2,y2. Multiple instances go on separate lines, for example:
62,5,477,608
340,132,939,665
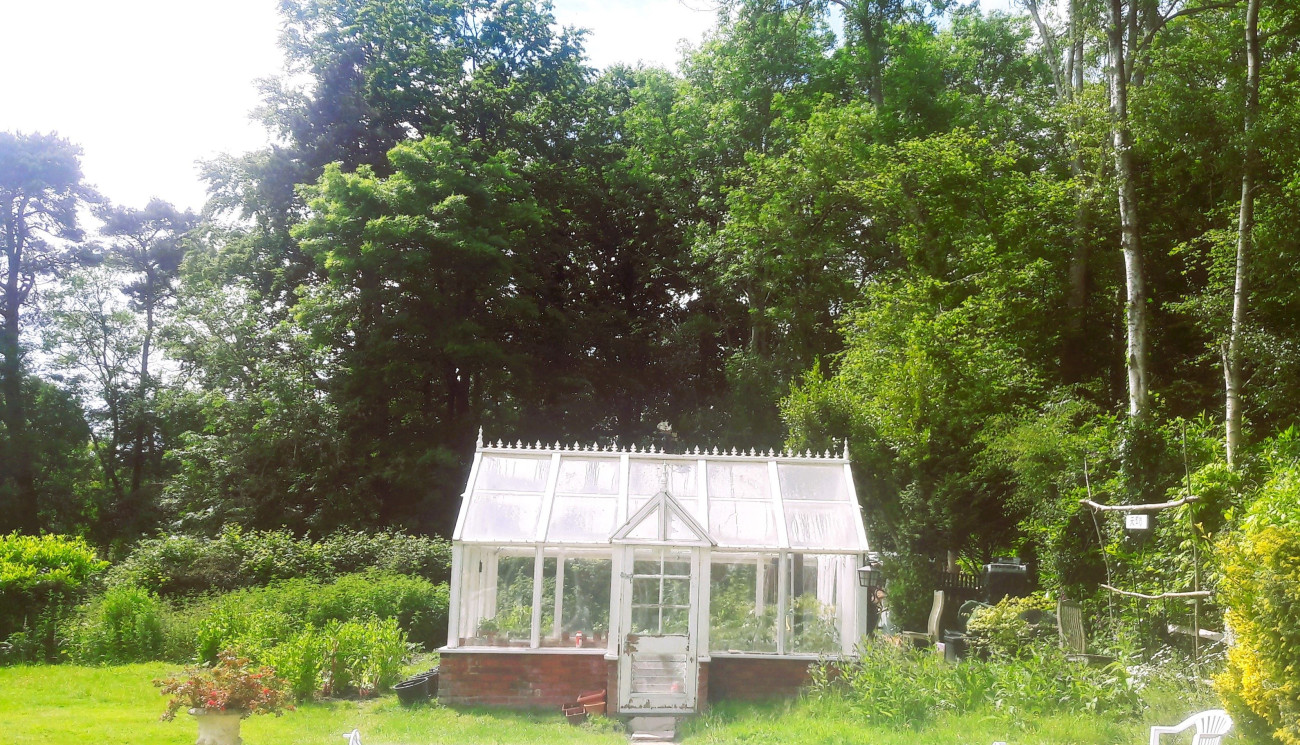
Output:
0,663,1235,745
681,687,1235,745
0,663,625,745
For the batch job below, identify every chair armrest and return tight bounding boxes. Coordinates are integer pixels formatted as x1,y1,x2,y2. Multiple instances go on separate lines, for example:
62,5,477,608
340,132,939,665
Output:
1150,723,1189,745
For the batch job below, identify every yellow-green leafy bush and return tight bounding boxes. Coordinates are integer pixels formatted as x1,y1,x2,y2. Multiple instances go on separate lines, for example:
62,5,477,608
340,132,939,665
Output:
1217,452,1300,745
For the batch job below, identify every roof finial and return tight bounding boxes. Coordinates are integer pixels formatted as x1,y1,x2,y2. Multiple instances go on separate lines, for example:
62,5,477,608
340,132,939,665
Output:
843,438,850,460
659,463,670,494
476,427,484,448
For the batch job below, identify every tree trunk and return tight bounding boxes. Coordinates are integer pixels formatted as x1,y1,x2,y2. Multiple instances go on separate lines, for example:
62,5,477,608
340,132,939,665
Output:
1,258,36,534
1225,0,1260,468
1108,0,1149,421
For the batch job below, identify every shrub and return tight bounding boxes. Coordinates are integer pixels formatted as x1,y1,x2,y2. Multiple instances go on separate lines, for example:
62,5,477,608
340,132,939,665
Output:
1216,441,1300,745
262,618,410,701
182,571,447,661
964,594,1055,659
881,552,934,632
818,637,1140,727
65,584,165,664
107,527,451,598
0,533,107,663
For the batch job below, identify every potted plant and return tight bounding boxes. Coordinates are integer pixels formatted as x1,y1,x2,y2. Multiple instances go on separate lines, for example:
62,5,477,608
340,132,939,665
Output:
154,651,290,745
476,618,499,646
591,621,607,644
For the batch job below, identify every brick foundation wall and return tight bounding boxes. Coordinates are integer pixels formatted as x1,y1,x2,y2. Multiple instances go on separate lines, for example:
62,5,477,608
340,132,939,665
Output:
706,657,817,701
439,652,611,709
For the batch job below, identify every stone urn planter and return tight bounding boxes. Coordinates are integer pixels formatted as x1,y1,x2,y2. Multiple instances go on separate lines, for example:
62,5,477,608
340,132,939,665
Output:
189,708,245,745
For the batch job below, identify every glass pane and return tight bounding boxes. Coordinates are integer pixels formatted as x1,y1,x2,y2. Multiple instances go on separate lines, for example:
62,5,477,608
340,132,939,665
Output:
710,500,779,546
662,551,691,577
631,606,659,634
493,554,535,644
777,464,849,501
632,577,660,605
555,458,620,495
547,496,618,543
540,556,558,641
662,607,689,634
627,507,659,541
561,557,611,639
633,548,662,575
629,461,699,497
707,462,770,500
710,555,778,653
476,456,550,492
787,553,848,654
662,578,691,607
785,503,860,550
462,492,542,542
667,510,700,542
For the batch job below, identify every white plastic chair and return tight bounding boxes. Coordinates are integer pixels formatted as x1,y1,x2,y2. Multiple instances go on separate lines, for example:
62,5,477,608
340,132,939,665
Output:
343,729,363,745
1149,709,1233,745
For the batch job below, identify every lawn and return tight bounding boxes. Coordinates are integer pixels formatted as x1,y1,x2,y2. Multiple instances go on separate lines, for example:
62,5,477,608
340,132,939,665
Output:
0,663,1231,745
0,663,624,745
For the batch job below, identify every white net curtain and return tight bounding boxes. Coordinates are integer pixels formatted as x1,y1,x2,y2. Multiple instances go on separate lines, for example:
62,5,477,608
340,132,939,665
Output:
450,443,870,656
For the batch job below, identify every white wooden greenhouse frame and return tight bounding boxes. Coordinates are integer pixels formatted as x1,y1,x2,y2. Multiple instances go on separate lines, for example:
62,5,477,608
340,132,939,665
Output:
444,433,871,713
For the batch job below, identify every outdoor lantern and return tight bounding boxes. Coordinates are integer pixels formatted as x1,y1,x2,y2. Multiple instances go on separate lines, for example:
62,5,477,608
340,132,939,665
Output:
858,558,883,590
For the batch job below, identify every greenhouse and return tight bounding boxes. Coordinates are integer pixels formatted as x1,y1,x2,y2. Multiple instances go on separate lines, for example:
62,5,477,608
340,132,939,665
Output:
438,434,871,714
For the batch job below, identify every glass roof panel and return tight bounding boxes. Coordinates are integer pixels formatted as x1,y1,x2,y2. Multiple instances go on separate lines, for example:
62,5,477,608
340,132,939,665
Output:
627,506,659,540
707,463,771,501
547,495,619,543
777,463,848,501
710,500,778,546
476,456,551,492
629,461,698,497
555,457,620,495
461,491,542,542
785,502,861,550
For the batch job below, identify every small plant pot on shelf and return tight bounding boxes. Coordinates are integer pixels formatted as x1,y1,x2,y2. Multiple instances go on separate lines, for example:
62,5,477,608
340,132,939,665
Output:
189,708,244,745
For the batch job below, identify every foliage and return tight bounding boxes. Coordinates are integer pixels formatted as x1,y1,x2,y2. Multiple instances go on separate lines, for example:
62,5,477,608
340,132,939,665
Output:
153,650,290,721
880,552,934,633
65,584,165,664
816,637,1141,727
105,527,450,597
0,533,107,663
963,594,1055,659
262,618,409,700
1216,434,1300,744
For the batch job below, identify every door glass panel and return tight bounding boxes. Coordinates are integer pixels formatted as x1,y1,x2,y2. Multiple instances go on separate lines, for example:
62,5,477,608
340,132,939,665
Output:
630,654,688,694
661,607,689,635
631,606,659,634
662,578,691,607
632,577,660,605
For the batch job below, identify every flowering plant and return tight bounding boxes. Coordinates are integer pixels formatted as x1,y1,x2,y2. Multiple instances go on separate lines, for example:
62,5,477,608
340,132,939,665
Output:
154,651,291,721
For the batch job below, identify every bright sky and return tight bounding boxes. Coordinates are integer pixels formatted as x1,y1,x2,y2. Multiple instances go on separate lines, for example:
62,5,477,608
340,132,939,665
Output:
0,0,1008,214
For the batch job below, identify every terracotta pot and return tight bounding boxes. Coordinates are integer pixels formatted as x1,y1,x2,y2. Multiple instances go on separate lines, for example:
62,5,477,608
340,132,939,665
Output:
189,709,244,745
582,701,607,716
563,705,587,725
576,689,605,705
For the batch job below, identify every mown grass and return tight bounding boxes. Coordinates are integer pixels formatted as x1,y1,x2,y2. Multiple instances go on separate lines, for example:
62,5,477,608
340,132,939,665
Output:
0,662,1234,745
0,663,624,745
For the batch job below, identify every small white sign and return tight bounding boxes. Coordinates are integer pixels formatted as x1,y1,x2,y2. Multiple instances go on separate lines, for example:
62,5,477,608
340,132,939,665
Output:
1125,514,1150,530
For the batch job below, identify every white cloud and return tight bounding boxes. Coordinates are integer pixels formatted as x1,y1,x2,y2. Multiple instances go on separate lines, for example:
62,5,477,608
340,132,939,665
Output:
551,0,718,71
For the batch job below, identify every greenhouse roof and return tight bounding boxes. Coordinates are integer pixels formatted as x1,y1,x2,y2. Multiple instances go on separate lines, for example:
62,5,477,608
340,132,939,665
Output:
451,434,870,553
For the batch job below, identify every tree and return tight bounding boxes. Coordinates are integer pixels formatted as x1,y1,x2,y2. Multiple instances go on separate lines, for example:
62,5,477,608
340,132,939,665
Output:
95,199,197,532
0,132,91,533
1224,0,1259,468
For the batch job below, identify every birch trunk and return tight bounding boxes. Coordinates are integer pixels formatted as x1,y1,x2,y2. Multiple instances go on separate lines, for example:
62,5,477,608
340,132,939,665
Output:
1225,0,1260,468
1108,0,1149,420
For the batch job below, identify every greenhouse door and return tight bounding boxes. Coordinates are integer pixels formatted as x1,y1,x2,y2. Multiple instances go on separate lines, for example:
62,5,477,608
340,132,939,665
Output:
618,546,700,712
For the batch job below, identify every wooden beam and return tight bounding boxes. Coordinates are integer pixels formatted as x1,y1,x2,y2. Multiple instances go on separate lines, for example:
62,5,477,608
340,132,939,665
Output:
1101,584,1212,600
1079,495,1199,513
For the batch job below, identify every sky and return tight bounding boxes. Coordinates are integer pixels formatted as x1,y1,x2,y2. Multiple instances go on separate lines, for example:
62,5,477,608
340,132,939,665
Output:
0,0,1006,214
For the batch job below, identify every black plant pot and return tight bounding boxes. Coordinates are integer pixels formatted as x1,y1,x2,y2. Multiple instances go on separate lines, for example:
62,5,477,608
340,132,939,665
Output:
394,676,429,706
424,668,439,697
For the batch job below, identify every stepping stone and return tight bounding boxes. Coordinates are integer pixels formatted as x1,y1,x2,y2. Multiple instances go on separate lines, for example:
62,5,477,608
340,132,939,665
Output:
626,716,678,742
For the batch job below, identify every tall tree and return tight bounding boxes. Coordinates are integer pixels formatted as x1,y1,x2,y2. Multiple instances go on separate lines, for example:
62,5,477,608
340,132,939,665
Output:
96,199,197,532
1224,0,1259,468
0,132,90,533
